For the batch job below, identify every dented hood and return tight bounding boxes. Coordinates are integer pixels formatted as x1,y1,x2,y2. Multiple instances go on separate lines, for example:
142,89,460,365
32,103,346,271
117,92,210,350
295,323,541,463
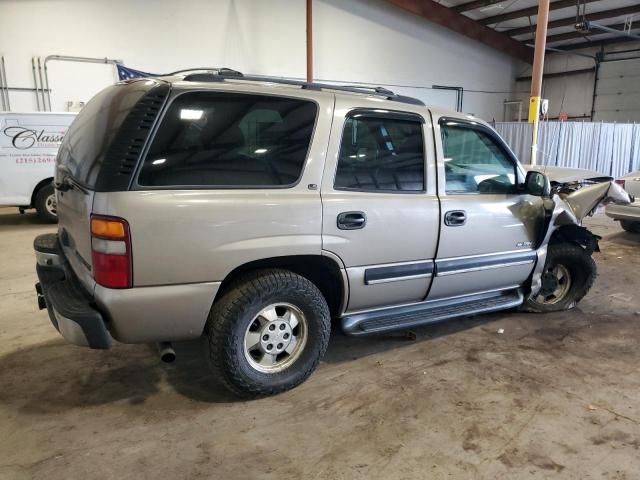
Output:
525,165,612,184
559,181,632,220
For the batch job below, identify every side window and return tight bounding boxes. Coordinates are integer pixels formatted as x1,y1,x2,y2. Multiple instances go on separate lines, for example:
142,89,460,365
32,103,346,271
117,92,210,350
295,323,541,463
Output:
441,124,516,194
138,92,317,187
334,115,425,192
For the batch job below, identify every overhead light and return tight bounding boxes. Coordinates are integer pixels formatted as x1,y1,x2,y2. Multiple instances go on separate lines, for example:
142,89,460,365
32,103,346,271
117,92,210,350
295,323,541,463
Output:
254,148,268,154
152,158,166,165
180,109,203,120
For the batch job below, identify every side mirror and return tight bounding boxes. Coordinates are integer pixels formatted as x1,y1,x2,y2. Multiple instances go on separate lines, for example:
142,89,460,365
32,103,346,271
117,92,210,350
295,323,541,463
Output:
525,171,551,197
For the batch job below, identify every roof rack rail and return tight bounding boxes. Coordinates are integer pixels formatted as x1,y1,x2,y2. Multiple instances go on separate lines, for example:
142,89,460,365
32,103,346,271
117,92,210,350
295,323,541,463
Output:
178,68,425,106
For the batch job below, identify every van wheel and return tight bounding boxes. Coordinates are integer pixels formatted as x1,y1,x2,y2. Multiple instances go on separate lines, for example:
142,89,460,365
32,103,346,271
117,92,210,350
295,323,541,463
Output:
204,269,331,397
621,220,640,233
34,183,57,223
523,242,596,313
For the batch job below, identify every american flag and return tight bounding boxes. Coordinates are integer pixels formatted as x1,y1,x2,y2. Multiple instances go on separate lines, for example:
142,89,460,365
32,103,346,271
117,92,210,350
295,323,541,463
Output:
116,64,157,81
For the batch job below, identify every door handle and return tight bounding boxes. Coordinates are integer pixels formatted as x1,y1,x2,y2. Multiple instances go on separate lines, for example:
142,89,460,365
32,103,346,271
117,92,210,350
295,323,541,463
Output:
337,211,367,230
444,210,466,226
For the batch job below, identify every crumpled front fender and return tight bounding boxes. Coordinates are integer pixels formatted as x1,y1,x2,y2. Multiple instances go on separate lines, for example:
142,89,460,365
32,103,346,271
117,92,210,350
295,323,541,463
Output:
528,181,631,298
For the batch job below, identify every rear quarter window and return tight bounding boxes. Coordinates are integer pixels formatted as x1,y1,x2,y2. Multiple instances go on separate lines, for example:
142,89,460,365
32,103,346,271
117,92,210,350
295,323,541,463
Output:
137,92,318,188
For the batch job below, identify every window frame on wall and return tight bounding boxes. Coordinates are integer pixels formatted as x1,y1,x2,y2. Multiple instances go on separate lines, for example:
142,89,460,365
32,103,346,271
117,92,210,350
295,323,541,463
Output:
333,109,427,194
438,117,522,195
133,90,320,190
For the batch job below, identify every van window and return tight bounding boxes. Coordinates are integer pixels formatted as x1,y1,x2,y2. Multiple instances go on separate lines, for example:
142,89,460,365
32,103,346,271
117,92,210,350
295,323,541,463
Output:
138,92,317,187
334,116,425,192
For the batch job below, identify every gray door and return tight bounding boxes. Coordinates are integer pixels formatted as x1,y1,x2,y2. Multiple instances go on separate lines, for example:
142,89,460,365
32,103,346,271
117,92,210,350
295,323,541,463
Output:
429,116,543,301
321,100,440,313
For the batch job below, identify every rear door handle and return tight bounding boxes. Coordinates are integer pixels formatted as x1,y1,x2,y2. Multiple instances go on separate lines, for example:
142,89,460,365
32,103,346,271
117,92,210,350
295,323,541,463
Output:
444,210,466,226
337,211,367,230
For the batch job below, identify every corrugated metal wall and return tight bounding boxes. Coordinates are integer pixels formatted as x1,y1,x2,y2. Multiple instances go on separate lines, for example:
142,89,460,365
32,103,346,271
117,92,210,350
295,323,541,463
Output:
495,121,640,178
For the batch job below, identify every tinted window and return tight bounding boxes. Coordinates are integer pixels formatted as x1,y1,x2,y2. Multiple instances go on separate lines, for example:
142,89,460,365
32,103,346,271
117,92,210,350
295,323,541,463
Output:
138,92,317,187
56,82,149,186
441,125,516,194
335,116,424,192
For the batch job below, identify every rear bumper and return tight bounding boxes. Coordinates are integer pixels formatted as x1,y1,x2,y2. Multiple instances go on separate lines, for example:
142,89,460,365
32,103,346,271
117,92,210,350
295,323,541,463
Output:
34,233,221,346
605,202,640,223
34,233,112,349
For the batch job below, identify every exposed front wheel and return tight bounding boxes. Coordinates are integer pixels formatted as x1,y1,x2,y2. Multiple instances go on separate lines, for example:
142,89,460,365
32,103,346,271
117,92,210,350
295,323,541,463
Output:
204,269,331,397
34,183,57,223
620,220,640,234
523,242,596,313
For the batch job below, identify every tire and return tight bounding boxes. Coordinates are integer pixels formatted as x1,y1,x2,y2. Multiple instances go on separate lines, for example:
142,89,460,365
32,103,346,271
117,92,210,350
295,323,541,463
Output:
204,269,331,398
34,183,57,223
620,220,640,234
523,242,596,313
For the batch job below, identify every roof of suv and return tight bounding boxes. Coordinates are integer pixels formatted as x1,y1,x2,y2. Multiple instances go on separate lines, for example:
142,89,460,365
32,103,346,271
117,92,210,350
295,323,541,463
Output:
160,67,425,105
153,68,481,126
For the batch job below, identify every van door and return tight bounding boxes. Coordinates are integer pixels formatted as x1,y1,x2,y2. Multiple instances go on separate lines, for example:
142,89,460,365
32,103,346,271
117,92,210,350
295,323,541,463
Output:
321,100,440,313
428,115,544,301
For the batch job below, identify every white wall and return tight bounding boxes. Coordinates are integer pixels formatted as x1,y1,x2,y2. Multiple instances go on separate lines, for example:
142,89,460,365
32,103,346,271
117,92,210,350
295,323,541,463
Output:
0,0,521,120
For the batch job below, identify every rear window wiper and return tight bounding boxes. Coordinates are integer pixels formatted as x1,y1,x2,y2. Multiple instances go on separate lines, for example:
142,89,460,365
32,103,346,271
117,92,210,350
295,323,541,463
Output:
55,175,89,194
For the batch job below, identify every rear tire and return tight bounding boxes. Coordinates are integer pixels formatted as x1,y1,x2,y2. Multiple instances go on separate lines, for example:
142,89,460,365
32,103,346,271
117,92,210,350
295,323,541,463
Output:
34,183,57,223
523,242,596,313
204,269,331,398
620,220,640,233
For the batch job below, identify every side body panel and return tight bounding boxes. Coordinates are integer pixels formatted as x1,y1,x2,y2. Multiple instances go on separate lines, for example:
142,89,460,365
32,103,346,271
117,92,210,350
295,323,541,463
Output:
320,97,440,312
92,86,335,287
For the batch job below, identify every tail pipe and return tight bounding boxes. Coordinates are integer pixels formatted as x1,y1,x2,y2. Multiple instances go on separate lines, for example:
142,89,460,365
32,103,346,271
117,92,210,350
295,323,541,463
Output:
157,342,176,363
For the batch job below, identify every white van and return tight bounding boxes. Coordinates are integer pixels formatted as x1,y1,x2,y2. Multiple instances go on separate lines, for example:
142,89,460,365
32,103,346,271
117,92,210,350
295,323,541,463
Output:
0,112,75,222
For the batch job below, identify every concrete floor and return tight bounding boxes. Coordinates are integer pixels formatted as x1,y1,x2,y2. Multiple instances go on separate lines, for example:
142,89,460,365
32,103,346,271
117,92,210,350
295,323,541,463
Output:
1,207,639,480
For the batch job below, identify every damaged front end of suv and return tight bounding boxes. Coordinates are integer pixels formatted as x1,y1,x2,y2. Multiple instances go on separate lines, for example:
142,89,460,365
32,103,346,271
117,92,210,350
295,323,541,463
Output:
525,167,632,311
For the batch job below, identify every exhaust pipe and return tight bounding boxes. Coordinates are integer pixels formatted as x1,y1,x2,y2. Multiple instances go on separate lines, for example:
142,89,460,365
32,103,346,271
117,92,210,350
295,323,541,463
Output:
157,342,176,363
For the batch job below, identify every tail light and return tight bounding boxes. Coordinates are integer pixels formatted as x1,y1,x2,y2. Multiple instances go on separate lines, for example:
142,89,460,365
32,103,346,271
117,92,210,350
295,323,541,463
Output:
90,215,132,288
615,179,626,190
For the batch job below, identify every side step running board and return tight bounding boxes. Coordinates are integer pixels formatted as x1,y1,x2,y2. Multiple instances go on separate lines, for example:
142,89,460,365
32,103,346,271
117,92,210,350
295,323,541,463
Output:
341,289,524,335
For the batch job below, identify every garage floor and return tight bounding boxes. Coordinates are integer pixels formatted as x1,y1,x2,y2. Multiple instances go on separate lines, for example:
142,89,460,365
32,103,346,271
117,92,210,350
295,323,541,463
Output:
1,207,639,480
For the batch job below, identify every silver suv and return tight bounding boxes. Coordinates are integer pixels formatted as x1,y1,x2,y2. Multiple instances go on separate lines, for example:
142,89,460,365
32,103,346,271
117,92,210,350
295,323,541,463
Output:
33,69,630,397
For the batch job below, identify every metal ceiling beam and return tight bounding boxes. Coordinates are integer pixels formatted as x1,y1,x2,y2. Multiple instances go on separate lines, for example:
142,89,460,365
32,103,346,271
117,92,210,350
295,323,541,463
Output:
505,5,640,38
547,22,637,44
385,0,534,63
559,35,640,51
452,0,502,13
480,0,599,26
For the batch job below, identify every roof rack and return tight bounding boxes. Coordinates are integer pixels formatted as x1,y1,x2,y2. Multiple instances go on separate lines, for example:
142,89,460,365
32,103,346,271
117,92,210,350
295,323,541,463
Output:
177,68,425,106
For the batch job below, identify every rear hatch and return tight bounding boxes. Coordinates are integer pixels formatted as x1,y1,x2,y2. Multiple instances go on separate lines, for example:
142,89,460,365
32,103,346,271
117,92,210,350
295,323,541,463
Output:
55,78,170,290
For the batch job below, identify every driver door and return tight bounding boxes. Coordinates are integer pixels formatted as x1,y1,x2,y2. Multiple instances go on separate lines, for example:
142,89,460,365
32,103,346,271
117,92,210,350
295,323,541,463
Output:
428,115,544,301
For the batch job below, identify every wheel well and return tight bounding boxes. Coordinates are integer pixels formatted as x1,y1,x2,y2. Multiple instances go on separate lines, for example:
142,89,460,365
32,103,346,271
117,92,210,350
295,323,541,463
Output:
216,255,346,318
31,177,54,207
550,224,600,254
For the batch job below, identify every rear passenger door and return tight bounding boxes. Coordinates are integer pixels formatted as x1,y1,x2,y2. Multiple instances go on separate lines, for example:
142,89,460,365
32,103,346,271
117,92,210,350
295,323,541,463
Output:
321,101,440,313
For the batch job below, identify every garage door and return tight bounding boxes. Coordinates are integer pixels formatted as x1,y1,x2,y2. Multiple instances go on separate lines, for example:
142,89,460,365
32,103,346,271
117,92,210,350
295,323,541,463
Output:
593,58,640,122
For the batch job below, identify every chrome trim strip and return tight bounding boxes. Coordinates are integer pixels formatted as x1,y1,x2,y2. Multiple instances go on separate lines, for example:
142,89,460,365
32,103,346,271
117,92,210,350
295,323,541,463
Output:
437,248,534,262
366,272,433,285
436,259,535,276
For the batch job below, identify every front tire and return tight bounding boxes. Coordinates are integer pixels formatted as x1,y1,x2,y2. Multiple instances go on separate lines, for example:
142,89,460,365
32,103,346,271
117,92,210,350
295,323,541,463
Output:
523,242,596,313
34,183,57,223
621,220,640,233
204,269,331,397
